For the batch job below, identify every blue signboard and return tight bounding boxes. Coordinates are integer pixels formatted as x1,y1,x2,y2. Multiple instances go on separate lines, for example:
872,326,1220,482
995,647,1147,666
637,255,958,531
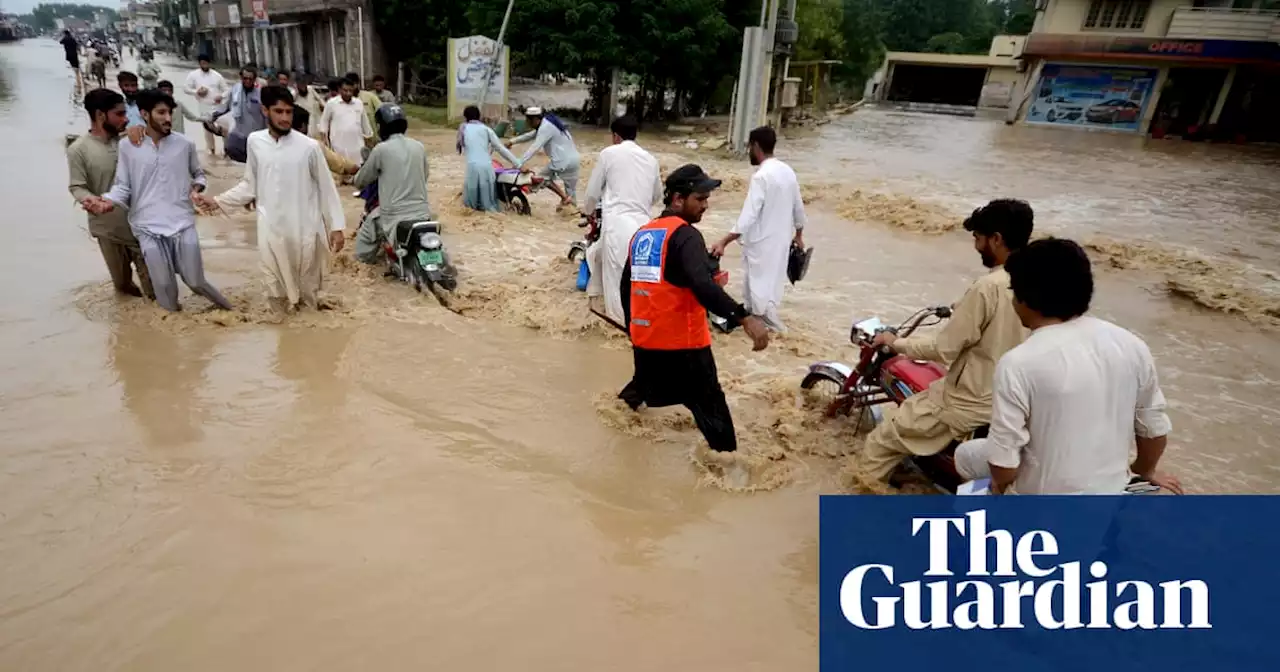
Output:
1026,63,1156,131
819,496,1280,672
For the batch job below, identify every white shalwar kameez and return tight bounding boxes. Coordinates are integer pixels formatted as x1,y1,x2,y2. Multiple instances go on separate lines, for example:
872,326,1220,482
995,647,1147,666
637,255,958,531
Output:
582,139,662,325
732,157,807,332
319,96,372,166
215,129,347,307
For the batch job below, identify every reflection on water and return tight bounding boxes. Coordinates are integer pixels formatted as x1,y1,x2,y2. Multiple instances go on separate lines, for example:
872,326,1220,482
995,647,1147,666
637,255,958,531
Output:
111,325,214,446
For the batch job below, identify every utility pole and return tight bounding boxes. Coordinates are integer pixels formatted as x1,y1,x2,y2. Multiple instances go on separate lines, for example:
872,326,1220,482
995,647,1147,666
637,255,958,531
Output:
478,0,516,121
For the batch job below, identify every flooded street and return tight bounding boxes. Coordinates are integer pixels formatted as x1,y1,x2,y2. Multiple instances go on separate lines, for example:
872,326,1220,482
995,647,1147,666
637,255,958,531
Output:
1,38,1278,670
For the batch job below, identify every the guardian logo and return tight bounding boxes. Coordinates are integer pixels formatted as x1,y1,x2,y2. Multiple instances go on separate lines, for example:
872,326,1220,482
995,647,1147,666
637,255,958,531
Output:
840,510,1211,631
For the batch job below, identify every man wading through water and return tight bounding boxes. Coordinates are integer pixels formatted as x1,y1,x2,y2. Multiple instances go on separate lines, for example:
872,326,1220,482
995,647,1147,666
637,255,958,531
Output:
84,89,232,313
619,165,771,486
210,85,347,313
68,88,153,299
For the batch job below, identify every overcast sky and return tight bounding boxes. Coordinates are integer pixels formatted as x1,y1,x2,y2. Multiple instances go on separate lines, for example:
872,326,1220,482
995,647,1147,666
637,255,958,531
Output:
5,0,122,15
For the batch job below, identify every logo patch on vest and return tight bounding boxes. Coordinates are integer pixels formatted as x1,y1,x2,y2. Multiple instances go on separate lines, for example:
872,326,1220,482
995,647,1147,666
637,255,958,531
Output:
631,229,667,283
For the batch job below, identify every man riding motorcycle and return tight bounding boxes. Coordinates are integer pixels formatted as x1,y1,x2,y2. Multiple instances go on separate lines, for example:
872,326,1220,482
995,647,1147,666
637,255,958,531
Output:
353,103,432,264
858,199,1033,484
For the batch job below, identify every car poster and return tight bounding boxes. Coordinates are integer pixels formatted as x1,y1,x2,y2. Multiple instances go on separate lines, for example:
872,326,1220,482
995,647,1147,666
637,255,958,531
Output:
1026,64,1157,131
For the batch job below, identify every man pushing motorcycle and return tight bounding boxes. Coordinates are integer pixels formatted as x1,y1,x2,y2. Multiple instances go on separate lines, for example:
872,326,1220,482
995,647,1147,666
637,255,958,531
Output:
859,199,1033,484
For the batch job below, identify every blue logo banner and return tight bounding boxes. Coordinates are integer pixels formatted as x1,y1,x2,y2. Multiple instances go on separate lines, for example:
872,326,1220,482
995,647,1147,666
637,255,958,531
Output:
819,496,1280,671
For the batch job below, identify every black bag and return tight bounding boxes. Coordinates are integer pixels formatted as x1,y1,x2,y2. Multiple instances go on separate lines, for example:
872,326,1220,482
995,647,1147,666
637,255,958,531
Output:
787,242,814,284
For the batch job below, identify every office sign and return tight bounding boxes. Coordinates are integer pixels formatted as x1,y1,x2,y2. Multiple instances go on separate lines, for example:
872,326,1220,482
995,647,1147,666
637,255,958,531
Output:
1024,34,1280,64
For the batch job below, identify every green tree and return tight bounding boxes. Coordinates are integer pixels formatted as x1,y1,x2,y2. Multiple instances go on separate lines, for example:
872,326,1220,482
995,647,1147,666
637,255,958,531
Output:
372,0,474,70
795,0,847,62
21,3,117,32
924,32,968,54
836,0,885,89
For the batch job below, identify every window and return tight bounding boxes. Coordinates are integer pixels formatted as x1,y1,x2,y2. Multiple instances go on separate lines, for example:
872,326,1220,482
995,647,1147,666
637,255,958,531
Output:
1083,0,1151,30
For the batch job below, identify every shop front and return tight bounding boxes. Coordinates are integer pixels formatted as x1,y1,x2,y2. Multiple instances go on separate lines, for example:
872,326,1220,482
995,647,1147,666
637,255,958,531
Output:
1012,34,1280,140
1026,63,1157,131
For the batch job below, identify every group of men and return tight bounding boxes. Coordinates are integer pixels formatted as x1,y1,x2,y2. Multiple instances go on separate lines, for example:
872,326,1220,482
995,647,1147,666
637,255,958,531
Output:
68,52,430,315
64,55,1180,495
580,120,1180,495
578,121,804,470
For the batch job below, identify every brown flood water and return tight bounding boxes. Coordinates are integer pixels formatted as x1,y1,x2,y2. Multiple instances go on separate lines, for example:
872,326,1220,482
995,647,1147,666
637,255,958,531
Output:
1,41,1277,669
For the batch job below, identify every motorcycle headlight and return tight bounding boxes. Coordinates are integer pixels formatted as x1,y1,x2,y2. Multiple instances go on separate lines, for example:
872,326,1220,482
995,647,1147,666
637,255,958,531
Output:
419,232,443,250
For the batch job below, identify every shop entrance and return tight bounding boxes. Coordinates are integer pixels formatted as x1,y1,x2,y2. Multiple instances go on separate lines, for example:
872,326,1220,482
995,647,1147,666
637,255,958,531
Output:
885,64,988,107
1215,65,1280,143
1149,67,1229,138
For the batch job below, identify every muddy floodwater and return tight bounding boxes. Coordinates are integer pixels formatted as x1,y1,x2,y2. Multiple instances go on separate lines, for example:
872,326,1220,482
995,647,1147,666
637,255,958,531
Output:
2,40,1278,670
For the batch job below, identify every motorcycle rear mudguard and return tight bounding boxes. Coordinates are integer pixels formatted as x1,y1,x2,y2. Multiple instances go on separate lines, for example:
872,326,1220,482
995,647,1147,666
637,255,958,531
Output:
801,361,854,390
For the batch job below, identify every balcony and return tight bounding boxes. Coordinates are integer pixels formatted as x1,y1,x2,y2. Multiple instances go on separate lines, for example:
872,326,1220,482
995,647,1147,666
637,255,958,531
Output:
1166,7,1280,42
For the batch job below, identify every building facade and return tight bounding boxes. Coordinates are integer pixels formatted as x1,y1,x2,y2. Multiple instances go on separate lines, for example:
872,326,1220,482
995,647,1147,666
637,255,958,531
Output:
1009,0,1280,141
194,0,389,82
867,36,1027,112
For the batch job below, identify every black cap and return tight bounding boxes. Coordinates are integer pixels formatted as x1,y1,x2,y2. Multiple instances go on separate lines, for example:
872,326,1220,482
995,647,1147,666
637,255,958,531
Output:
664,164,722,195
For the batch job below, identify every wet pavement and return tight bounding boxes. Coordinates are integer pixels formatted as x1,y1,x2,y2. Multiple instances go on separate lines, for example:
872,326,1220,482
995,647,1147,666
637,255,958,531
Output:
0,38,1277,670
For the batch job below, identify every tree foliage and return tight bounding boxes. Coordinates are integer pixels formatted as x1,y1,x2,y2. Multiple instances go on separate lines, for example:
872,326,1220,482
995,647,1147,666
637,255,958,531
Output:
19,3,118,32
371,0,1042,114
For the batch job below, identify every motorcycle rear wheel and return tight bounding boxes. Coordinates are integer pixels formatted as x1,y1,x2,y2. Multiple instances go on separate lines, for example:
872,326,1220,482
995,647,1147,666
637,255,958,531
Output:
510,191,531,216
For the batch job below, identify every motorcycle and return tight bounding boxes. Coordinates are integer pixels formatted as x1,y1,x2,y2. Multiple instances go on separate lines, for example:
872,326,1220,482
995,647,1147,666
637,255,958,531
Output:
493,160,544,215
801,306,1160,495
359,183,458,307
567,207,602,290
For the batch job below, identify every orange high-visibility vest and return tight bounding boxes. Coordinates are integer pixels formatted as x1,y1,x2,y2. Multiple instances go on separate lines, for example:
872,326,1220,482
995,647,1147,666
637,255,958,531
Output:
628,216,713,350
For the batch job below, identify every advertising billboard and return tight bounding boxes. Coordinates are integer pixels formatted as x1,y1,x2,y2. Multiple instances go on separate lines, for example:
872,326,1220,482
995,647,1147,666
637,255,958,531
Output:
446,35,509,121
1026,64,1156,131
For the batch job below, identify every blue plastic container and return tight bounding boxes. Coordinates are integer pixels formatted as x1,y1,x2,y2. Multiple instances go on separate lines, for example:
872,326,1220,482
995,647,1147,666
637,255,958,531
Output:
575,259,590,291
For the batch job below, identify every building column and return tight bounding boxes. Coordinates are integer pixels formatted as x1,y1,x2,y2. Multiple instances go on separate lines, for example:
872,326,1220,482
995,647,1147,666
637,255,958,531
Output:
1006,58,1044,124
1208,65,1237,125
1138,66,1171,134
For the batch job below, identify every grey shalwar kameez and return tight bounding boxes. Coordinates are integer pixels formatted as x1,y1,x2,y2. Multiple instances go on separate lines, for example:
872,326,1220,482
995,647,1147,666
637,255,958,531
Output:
104,131,232,312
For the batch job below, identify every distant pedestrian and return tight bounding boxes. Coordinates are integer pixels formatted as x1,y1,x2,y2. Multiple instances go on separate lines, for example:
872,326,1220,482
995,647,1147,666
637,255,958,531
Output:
137,50,162,90
184,54,227,156
372,74,396,104
157,80,203,135
117,71,144,128
345,72,383,137
319,76,372,167
710,126,807,333
209,65,266,163
293,75,323,139
61,30,83,92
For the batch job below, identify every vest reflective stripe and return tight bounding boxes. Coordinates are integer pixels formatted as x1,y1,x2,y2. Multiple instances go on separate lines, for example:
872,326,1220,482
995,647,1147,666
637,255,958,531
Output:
628,216,713,350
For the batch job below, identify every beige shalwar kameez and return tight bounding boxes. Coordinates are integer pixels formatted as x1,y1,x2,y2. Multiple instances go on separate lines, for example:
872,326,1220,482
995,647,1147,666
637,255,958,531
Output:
859,267,1027,480
215,129,346,308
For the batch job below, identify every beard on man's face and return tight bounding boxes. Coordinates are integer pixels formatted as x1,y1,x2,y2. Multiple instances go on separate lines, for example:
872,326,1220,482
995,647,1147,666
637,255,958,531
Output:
979,247,997,268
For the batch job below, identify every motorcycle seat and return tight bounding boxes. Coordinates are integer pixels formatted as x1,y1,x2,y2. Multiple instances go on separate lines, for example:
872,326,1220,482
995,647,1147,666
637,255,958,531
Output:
394,220,441,246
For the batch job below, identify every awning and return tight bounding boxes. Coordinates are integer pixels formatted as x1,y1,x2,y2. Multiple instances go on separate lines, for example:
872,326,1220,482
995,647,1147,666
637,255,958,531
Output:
1024,33,1280,65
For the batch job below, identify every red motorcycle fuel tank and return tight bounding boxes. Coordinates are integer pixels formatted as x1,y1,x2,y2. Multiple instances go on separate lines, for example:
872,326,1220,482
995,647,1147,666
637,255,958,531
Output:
881,356,947,399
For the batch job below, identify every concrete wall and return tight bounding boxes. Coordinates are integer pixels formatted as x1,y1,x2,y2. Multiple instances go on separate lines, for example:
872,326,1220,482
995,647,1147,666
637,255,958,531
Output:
989,35,1027,57
1042,0,1190,37
979,66,1021,108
